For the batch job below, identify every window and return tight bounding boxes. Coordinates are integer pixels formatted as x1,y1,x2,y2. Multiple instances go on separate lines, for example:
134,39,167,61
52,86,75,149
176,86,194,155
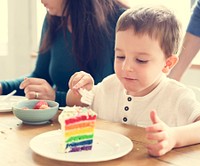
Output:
36,2,46,48
0,1,8,56
0,1,33,80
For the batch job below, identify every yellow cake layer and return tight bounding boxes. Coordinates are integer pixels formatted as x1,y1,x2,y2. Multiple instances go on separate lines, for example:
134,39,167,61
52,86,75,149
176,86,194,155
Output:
65,121,95,130
65,126,94,137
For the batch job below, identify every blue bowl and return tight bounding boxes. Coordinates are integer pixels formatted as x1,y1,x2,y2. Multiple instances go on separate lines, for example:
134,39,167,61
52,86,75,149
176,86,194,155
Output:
12,100,59,125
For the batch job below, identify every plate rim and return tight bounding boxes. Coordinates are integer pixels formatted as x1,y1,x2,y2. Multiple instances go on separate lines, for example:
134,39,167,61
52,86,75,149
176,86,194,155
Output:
29,129,133,163
0,96,27,112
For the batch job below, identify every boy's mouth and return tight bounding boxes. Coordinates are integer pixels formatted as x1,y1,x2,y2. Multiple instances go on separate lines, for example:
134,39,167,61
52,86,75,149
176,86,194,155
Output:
123,76,137,80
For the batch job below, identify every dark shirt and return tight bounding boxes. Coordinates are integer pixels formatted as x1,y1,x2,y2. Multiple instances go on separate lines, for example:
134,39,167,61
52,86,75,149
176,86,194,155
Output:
187,0,200,36
0,8,125,106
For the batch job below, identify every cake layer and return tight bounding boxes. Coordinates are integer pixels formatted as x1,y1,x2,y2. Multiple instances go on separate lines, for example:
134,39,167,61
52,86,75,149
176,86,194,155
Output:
66,134,94,143
66,139,93,148
65,139,93,152
69,145,92,152
65,126,94,137
65,115,96,125
65,121,95,130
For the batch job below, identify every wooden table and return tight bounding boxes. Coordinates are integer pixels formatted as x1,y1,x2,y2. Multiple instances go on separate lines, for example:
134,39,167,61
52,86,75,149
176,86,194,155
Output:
1,111,200,166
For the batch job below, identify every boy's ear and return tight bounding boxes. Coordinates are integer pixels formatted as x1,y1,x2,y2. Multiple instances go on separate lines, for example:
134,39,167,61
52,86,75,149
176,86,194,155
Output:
162,55,179,73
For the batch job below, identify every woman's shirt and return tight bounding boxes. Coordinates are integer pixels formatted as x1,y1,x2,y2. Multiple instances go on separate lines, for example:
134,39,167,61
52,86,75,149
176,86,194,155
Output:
1,8,124,106
187,0,200,36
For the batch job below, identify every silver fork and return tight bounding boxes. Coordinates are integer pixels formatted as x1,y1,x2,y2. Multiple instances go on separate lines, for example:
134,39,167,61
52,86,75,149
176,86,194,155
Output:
78,88,94,106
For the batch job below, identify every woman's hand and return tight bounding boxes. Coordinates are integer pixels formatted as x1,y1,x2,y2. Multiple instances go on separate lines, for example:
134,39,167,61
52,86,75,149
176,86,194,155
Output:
19,78,55,101
145,110,177,156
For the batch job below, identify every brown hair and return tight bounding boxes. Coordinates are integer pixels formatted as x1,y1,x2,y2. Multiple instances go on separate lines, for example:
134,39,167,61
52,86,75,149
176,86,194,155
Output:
39,0,127,71
116,6,182,57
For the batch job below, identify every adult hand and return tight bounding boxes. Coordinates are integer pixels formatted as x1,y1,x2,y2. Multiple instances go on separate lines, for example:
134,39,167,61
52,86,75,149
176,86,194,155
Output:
145,110,176,156
19,78,55,101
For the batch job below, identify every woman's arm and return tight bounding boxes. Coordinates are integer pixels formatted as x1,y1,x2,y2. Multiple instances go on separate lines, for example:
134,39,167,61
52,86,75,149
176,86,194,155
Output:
168,32,200,81
168,0,200,81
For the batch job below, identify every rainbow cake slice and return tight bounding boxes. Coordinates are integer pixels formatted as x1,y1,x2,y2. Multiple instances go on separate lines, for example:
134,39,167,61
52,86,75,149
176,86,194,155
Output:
58,106,97,153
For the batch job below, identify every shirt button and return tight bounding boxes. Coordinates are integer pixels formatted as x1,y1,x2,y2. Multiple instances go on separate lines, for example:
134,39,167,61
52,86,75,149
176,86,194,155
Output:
124,106,129,111
127,97,132,101
123,117,127,122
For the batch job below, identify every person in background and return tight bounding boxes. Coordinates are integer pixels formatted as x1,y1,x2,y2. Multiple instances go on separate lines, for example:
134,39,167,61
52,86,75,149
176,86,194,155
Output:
0,0,127,106
168,0,200,81
67,6,200,157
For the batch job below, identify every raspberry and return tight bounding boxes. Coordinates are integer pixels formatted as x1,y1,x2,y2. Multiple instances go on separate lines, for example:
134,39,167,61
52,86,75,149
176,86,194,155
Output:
34,101,49,109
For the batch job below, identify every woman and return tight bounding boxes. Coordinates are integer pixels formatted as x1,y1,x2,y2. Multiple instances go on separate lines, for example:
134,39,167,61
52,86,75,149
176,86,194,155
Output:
0,0,127,106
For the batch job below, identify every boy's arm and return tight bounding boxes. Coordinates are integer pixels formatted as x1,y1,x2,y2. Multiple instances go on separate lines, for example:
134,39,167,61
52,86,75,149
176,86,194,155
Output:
173,118,200,148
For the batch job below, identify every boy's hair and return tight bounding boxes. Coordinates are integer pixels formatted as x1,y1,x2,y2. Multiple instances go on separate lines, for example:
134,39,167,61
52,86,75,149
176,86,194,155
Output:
116,6,182,57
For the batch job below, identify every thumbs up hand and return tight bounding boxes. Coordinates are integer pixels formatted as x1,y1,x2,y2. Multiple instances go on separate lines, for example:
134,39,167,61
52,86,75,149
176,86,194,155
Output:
145,110,176,156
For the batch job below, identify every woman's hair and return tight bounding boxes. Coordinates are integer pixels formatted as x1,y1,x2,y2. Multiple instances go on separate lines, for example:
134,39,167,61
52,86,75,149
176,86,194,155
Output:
40,0,126,72
116,6,182,57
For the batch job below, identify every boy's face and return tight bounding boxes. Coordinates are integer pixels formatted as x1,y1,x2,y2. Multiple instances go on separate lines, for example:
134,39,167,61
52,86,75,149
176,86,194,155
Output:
114,28,167,96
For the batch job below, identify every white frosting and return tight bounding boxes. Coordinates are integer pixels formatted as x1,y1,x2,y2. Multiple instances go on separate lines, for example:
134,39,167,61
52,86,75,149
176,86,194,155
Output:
58,106,97,125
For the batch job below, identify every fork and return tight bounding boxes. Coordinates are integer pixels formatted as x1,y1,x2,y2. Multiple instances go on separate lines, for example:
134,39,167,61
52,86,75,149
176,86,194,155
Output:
78,88,94,106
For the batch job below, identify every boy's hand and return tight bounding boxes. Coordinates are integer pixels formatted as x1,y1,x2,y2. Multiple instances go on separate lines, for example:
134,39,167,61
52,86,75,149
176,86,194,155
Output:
145,110,176,156
68,71,94,93
67,71,94,106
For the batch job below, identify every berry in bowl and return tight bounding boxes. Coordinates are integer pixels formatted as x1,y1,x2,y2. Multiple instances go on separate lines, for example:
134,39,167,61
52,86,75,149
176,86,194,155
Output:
12,100,59,125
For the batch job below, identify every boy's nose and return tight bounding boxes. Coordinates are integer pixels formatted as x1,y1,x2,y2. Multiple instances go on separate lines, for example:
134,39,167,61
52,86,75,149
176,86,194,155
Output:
122,60,134,72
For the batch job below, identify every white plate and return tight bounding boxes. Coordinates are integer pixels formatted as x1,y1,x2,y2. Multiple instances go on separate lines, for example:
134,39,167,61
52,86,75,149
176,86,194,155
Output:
30,129,133,162
0,96,27,112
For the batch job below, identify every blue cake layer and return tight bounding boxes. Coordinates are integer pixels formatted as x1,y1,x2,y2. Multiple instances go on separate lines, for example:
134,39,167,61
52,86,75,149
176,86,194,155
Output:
66,139,93,148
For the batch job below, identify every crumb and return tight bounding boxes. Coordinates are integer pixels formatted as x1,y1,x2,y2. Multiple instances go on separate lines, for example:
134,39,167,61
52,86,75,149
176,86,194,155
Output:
136,148,140,151
51,124,54,126
0,131,5,134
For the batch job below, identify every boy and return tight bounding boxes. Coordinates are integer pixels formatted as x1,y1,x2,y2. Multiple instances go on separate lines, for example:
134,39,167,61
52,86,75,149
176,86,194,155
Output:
66,6,200,157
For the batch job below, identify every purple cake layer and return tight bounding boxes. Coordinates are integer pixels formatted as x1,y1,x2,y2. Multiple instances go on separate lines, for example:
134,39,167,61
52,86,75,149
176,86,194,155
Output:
70,145,92,152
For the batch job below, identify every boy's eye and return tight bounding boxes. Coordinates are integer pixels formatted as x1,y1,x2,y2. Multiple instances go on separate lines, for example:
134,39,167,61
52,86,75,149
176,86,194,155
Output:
116,55,125,60
136,58,148,63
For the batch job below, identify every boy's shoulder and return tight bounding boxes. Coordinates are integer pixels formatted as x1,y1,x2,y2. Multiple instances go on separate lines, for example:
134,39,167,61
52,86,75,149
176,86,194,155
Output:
163,77,196,97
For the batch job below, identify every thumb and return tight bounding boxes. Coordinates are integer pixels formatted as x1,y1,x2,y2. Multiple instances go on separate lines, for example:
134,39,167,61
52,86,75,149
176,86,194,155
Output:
150,110,161,124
